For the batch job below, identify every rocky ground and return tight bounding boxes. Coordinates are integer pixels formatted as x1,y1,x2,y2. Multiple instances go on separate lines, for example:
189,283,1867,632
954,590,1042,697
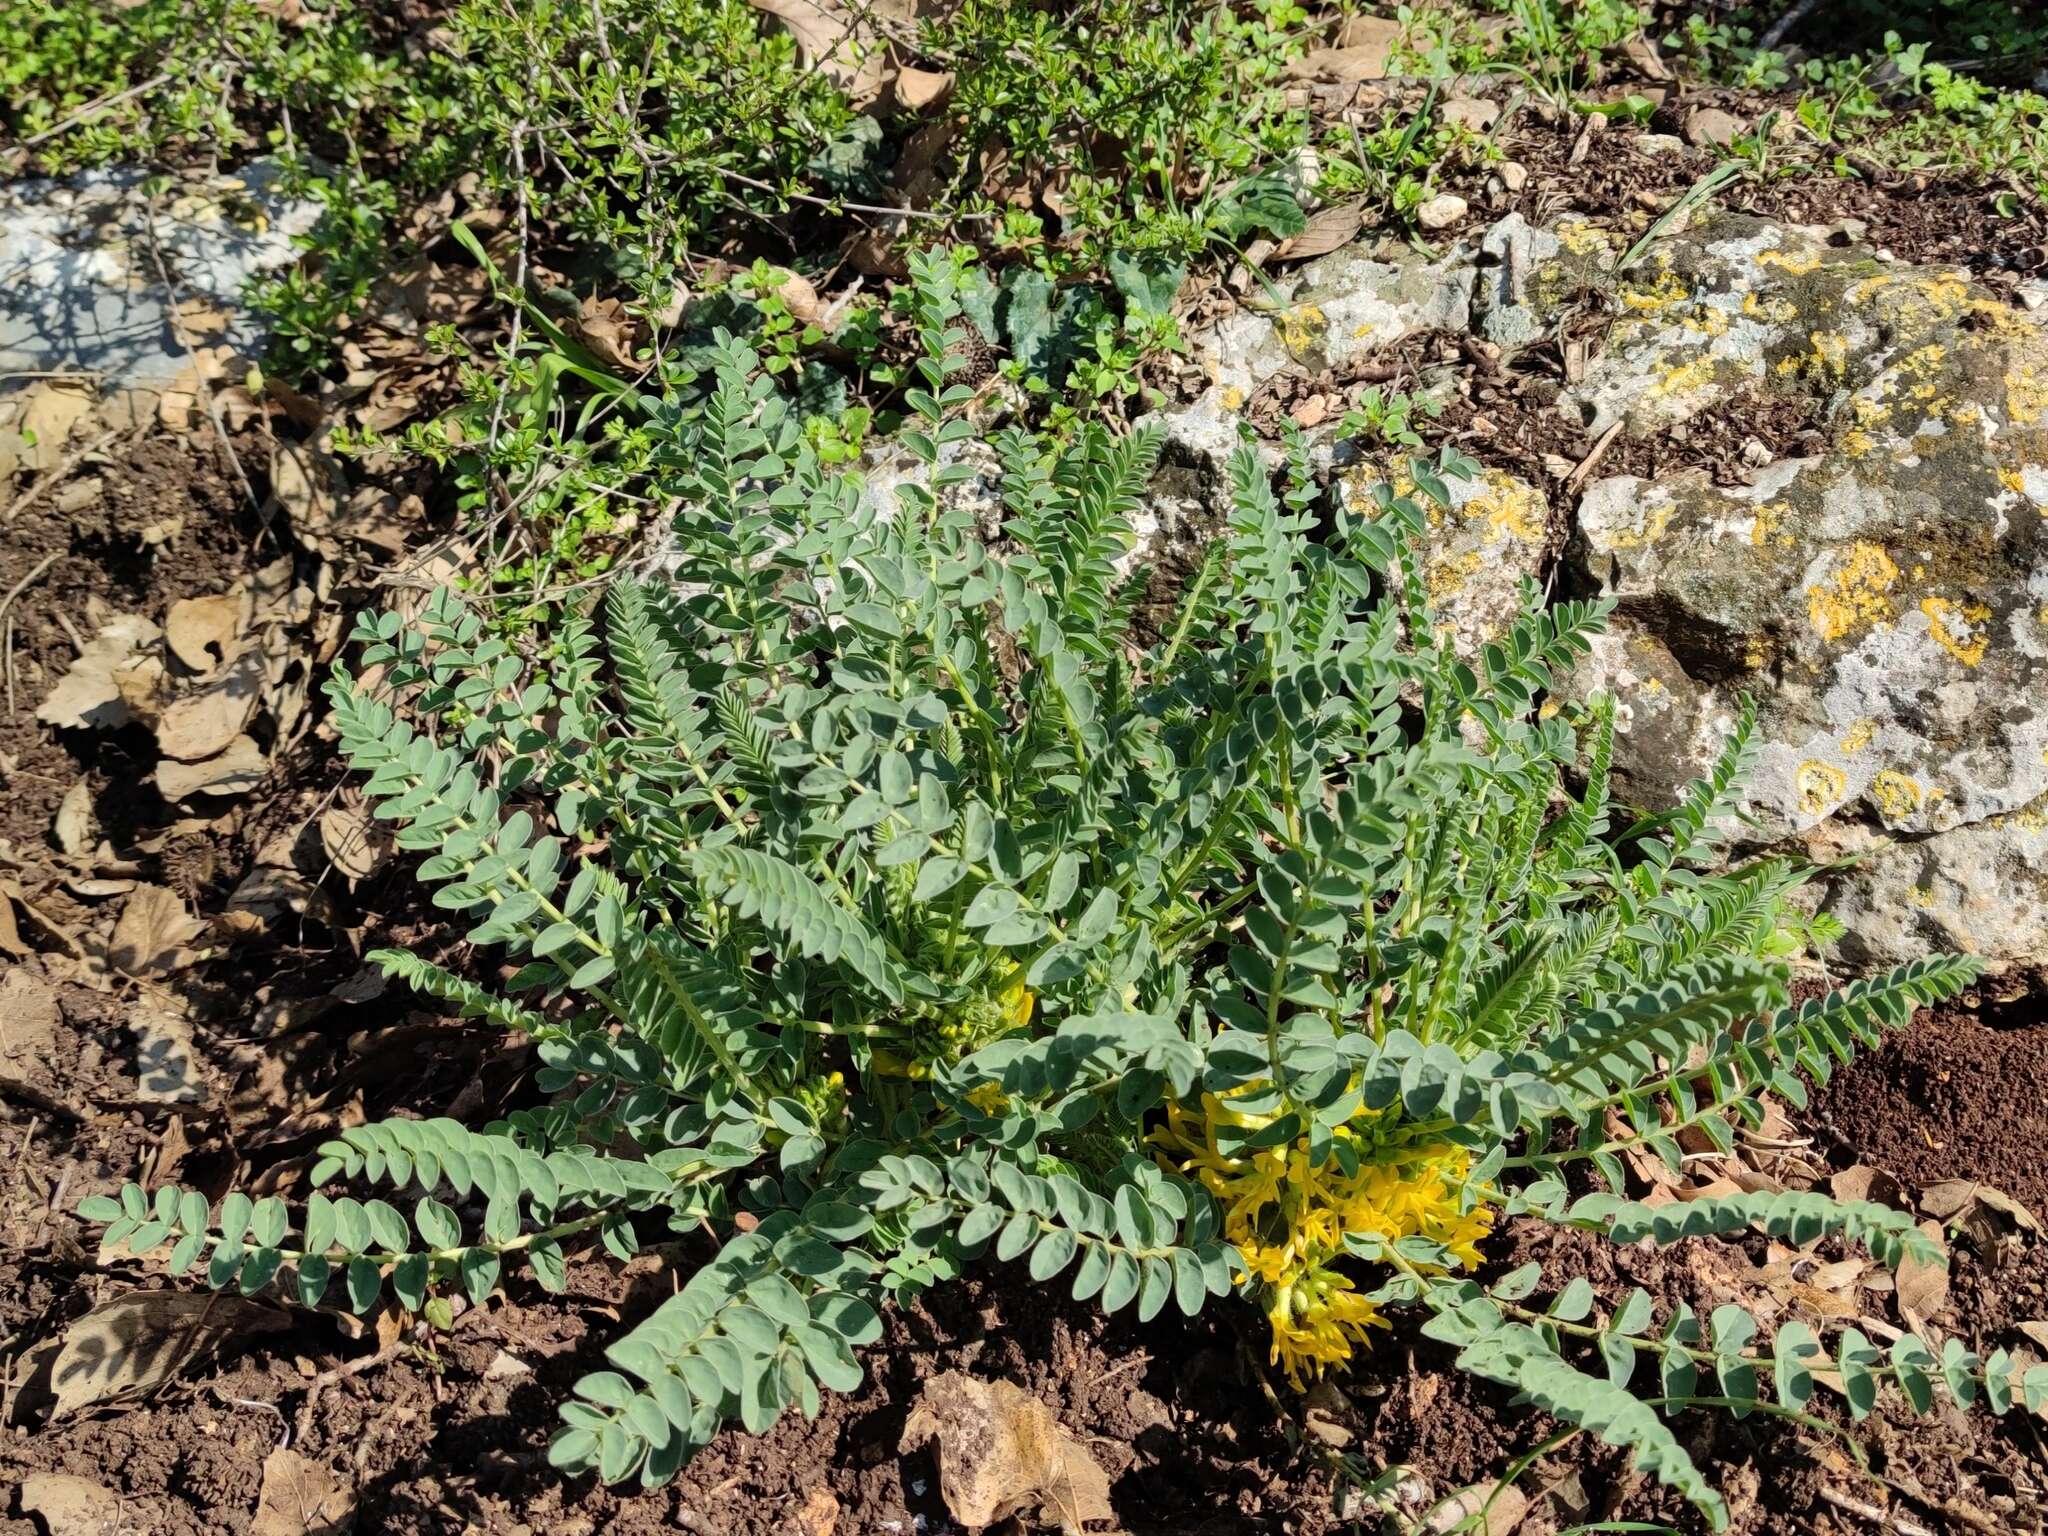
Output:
3,79,2047,1536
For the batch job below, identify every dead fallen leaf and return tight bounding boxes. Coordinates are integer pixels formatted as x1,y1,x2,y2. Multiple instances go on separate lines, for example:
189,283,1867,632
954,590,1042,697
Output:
155,648,266,762
129,997,208,1104
252,1446,357,1536
1279,200,1365,262
2019,1321,2048,1352
0,967,60,1090
110,884,206,977
900,1372,1116,1534
18,1472,123,1535
46,1291,287,1419
748,0,912,101
54,779,95,857
272,438,346,542
165,592,246,671
20,380,98,471
791,1486,840,1536
891,66,953,113
319,802,393,883
1920,1179,2043,1234
1830,1165,1906,1209
35,614,163,731
1420,1482,1530,1536
1894,1221,1950,1333
573,295,641,371
155,735,269,801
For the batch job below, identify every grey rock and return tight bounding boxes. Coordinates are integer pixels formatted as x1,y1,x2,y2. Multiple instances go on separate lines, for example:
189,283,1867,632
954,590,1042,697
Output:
0,162,322,387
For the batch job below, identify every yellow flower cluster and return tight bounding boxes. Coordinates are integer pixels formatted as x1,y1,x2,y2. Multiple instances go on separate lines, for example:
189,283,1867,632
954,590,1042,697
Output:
1154,1092,1492,1388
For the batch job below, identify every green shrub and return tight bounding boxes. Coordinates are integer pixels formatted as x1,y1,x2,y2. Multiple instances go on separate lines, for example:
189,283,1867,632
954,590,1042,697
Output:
85,252,2022,1522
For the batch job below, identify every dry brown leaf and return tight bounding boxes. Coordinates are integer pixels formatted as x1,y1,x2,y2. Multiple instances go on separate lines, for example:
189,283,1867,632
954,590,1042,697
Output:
35,614,162,731
130,997,208,1104
155,648,266,762
1829,1165,1906,1209
1895,1220,1950,1333
252,1447,357,1536
892,66,953,113
272,438,346,540
155,734,269,801
900,1372,1117,1534
165,592,246,671
1920,1179,2043,1233
1278,201,1365,263
2019,1321,2048,1352
47,1291,286,1418
573,295,641,371
0,967,60,1090
748,0,913,102
18,1472,124,1536
54,779,95,858
792,1486,840,1536
0,880,26,957
20,380,98,471
110,884,206,977
320,802,393,883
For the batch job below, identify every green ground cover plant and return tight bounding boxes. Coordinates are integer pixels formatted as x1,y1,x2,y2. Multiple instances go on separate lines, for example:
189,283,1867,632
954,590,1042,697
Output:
84,253,2030,1527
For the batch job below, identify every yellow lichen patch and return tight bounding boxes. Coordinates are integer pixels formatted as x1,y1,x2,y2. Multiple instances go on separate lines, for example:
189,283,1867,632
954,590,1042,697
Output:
1555,220,1611,256
1757,246,1822,275
1806,541,1900,641
1868,770,1923,822
1620,271,1690,312
1839,429,1876,458
1748,501,1796,548
1743,290,1800,325
1796,759,1847,817
1909,885,1936,908
1653,356,1719,399
1839,718,1877,754
1475,471,1548,544
2001,466,2029,495
1277,303,1326,356
1909,275,1972,323
1600,502,1675,550
1920,596,1992,667
1682,305,1732,339
1351,321,1375,339
1424,548,1483,601
1221,385,1245,411
1847,274,1894,306
2007,366,2048,428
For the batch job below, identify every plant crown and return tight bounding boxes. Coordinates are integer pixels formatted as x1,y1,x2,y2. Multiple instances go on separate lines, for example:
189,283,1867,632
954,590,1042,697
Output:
86,252,2021,1525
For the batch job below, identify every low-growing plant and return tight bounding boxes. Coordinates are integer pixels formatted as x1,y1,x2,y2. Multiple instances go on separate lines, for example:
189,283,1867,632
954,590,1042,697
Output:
87,253,2029,1523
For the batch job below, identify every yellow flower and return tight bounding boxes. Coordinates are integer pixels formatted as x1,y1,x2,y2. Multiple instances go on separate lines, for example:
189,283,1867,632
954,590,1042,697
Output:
964,1081,1011,1116
1153,1086,1495,1386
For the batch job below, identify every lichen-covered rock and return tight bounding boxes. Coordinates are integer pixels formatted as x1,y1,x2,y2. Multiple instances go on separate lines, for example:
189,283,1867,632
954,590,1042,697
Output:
1152,239,1474,491
1560,217,2048,974
1337,456,1550,657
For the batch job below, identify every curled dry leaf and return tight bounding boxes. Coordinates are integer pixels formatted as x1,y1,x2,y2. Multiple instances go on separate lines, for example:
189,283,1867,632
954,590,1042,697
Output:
747,0,911,102
156,647,266,762
42,1290,287,1419
1894,1220,1950,1334
900,1372,1117,1534
54,778,95,857
320,802,393,883
109,883,206,977
1920,1179,2043,1234
35,614,163,731
155,734,269,801
271,437,347,544
252,1446,357,1536
165,591,246,671
20,379,98,471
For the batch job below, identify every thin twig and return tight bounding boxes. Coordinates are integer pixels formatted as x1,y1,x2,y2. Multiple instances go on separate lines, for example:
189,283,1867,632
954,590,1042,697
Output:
0,551,61,718
2,428,119,525
19,72,172,148
1759,0,1826,52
